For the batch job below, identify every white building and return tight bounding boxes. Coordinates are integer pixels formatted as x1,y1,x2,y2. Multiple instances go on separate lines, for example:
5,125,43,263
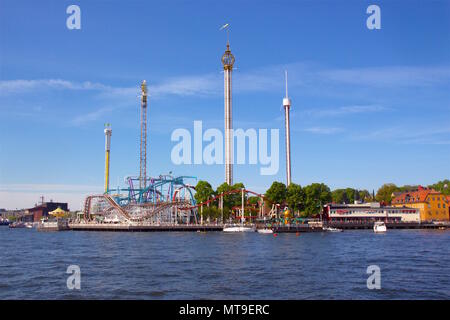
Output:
324,202,420,223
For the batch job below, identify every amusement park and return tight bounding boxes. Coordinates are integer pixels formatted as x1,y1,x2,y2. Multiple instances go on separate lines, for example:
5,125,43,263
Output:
33,27,448,234
63,25,324,234
75,39,295,232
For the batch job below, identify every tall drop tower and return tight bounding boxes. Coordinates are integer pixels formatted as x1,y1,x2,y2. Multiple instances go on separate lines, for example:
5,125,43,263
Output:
104,123,112,193
283,71,292,186
140,80,148,190
221,35,235,185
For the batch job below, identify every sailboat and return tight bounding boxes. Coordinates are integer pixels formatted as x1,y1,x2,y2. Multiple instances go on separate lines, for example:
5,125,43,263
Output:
223,222,255,232
223,189,255,233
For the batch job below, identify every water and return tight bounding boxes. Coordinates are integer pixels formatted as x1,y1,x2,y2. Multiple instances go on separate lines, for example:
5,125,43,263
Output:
0,226,449,299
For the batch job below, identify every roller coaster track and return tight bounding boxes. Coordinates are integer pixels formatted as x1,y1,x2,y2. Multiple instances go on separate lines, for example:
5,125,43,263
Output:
177,189,264,211
83,194,193,222
130,200,192,222
103,194,132,220
82,189,261,222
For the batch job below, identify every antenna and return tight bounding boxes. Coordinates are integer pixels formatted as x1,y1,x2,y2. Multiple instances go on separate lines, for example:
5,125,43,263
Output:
220,23,230,45
285,70,288,99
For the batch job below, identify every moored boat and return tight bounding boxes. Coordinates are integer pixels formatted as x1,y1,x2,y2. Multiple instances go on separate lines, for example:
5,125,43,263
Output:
9,221,26,228
373,221,387,233
323,226,343,232
256,227,273,234
223,224,255,232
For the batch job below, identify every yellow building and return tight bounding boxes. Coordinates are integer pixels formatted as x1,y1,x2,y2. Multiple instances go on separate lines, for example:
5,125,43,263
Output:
392,186,449,222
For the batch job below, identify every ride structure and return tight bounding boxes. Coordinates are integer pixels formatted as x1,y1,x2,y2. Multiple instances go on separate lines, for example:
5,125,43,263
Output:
82,81,199,225
83,174,198,225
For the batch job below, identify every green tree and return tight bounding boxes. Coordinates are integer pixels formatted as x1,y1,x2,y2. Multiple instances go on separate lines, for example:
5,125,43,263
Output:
231,182,246,207
216,182,246,208
398,185,419,192
202,206,221,220
194,180,215,204
332,188,372,204
248,196,260,206
303,183,331,217
331,189,348,204
286,183,304,212
376,183,399,204
265,181,287,205
428,180,450,195
359,190,372,202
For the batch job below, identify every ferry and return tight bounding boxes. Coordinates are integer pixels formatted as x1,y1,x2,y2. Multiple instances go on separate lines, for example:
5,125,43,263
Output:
0,218,10,226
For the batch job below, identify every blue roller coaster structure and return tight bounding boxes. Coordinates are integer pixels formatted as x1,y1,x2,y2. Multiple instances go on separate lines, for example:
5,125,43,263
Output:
108,174,197,207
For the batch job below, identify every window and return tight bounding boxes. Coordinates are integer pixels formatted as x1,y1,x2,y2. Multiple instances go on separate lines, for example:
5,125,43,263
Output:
444,204,446,209
438,204,440,208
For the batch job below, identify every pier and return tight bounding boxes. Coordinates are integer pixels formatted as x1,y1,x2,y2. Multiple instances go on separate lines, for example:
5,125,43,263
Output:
68,223,223,232
60,221,449,232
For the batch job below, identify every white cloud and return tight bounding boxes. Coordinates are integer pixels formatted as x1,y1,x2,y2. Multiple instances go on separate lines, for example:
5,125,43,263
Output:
0,184,103,211
303,104,388,117
0,183,101,193
71,106,114,126
319,66,450,87
351,126,450,144
2,64,449,99
302,127,344,134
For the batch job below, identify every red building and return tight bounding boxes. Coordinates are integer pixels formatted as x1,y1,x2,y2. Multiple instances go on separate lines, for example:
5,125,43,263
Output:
28,202,69,222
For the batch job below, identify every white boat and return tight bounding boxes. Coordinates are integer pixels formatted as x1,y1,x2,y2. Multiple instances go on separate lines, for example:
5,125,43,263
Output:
222,189,256,233
373,221,387,233
323,226,342,232
223,224,255,233
257,228,273,234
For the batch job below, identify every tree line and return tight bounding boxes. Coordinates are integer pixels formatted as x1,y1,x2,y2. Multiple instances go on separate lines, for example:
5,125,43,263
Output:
194,179,449,219
375,179,450,204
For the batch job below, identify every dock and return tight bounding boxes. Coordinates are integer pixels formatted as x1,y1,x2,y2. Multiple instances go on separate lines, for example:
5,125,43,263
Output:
68,223,223,232
63,221,449,232
37,220,70,232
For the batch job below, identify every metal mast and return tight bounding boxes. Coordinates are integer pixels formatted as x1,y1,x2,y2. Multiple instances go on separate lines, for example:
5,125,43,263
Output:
140,80,148,190
283,71,292,186
221,32,235,186
104,123,112,193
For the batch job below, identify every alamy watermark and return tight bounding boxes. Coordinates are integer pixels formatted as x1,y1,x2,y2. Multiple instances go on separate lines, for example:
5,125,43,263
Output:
171,121,279,175
66,5,81,30
366,265,381,290
66,265,81,290
366,4,381,30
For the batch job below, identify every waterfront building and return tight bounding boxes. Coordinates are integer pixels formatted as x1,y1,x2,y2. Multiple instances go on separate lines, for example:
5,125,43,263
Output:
28,202,69,222
391,186,449,222
323,202,420,223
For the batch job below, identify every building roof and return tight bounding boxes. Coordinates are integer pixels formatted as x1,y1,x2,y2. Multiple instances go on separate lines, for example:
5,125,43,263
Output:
28,202,68,212
325,202,418,210
391,186,442,205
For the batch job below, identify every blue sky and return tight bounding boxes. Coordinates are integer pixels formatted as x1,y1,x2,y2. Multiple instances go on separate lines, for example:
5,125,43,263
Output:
1,0,449,210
